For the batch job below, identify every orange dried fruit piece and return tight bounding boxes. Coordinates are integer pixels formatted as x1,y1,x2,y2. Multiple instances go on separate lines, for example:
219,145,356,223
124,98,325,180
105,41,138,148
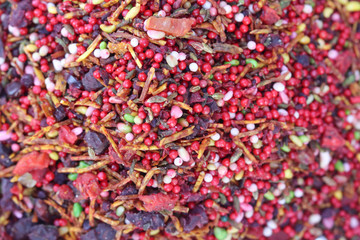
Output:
145,17,196,37
13,152,51,176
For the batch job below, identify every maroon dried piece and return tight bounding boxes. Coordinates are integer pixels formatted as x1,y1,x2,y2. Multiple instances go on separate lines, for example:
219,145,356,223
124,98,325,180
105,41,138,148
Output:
5,82,24,99
126,211,165,230
82,67,105,91
80,223,116,240
9,0,33,28
180,205,208,232
0,143,12,167
84,131,109,155
28,225,59,240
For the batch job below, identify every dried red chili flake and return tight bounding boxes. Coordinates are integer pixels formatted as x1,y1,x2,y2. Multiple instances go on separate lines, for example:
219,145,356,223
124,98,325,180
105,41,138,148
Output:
139,193,179,212
58,126,77,145
333,51,354,74
74,173,101,199
260,6,281,25
321,125,346,150
58,184,75,200
13,152,50,176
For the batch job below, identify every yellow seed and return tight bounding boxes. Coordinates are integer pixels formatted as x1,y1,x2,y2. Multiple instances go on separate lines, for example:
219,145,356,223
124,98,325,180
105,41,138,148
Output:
235,170,244,181
282,53,290,64
25,44,38,52
356,153,360,162
299,36,310,45
49,152,59,161
207,163,217,171
284,169,293,179
48,6,57,14
346,1,360,11
79,3,86,9
208,139,215,146
297,23,306,33
338,0,348,5
46,130,58,138
323,7,334,18
100,24,117,33
317,39,325,49
75,106,88,115
92,0,104,5
150,229,160,236
334,190,342,200
124,5,141,21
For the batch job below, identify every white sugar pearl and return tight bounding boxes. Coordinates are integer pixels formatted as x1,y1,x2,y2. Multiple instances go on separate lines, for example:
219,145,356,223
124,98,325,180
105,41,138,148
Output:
214,154,220,163
93,49,101,58
294,188,304,198
273,82,285,92
350,217,359,228
125,133,134,141
100,49,110,59
278,109,288,116
68,44,78,55
245,157,252,165
211,133,221,141
130,38,139,47
222,176,230,183
229,163,237,171
278,182,286,190
152,180,158,188
309,214,321,225
235,13,244,22
39,46,49,56
178,52,186,61
53,59,63,72
303,4,313,14
223,5,232,14
343,162,351,172
29,33,39,43
32,52,41,62
246,123,255,130
231,128,239,136
328,49,338,59
223,90,233,101
250,135,259,144
249,4,255,13
189,62,198,72
248,183,258,192
294,111,300,119
203,1,211,9
278,198,286,204
229,112,235,119
170,51,179,60
204,173,213,183
247,41,256,50
267,220,277,229
163,175,172,184
174,157,183,166
219,1,227,7
61,28,69,37
263,227,272,237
